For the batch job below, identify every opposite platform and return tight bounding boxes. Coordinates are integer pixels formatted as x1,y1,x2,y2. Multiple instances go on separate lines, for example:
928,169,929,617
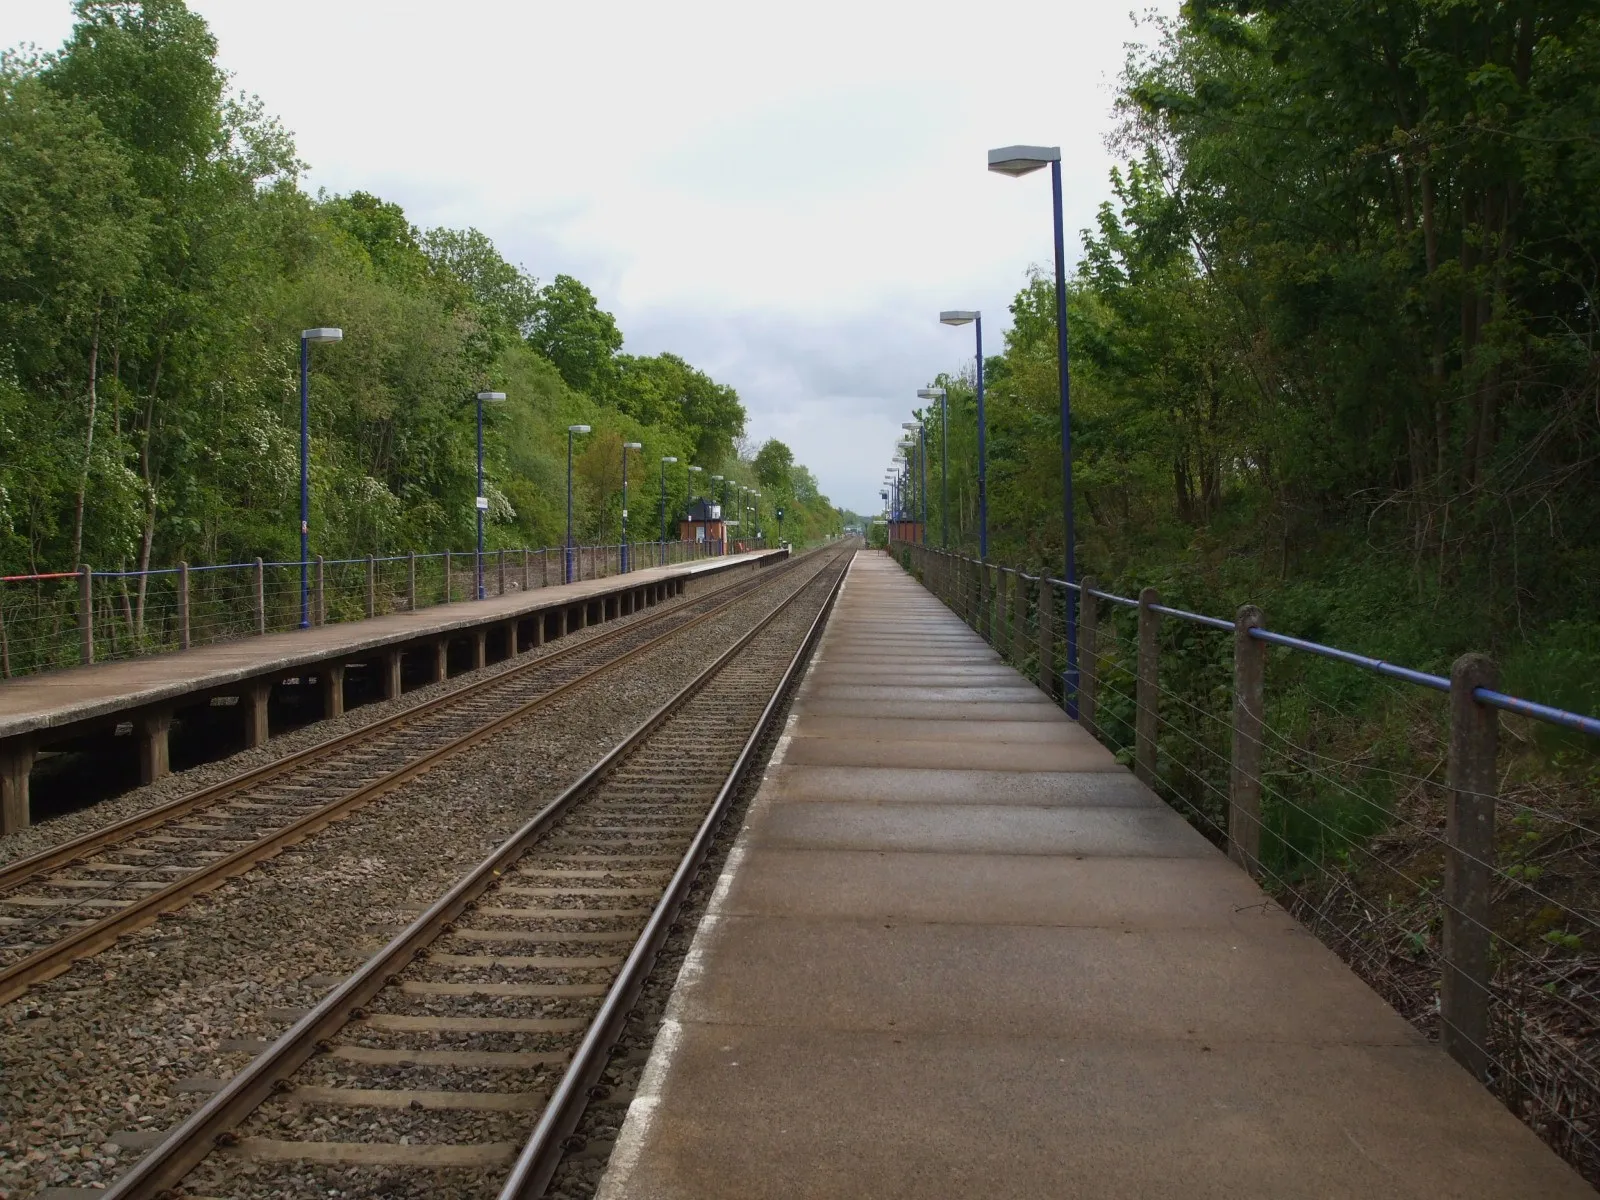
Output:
595,551,1589,1200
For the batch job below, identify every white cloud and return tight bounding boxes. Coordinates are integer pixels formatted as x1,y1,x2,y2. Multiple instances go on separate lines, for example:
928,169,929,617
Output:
5,0,1175,513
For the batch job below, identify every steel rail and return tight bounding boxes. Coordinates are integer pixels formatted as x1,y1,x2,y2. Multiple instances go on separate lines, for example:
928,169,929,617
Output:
99,545,851,1200
0,552,812,1006
498,539,845,1198
0,553,797,894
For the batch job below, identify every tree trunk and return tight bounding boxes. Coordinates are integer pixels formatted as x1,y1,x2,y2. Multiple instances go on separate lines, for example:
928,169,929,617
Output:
71,303,103,566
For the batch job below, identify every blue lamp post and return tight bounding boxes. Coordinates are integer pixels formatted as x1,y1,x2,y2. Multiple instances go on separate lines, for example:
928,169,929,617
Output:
566,424,590,583
989,143,1076,715
621,440,642,572
298,327,342,629
939,311,984,559
474,391,506,600
918,387,948,547
659,456,678,545
903,421,927,542
711,475,724,553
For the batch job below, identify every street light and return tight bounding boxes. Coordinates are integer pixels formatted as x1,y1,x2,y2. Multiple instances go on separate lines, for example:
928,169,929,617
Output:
621,441,643,572
752,491,761,542
566,424,590,583
939,311,985,559
659,456,678,544
298,327,342,629
989,143,1077,714
918,387,948,547
473,392,507,600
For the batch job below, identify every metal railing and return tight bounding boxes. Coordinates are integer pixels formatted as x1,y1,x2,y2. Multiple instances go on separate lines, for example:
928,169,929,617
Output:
892,538,1600,1184
0,538,763,678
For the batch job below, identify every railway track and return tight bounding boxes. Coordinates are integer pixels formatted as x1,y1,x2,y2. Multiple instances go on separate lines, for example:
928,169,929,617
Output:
0,550,812,1006
96,543,850,1199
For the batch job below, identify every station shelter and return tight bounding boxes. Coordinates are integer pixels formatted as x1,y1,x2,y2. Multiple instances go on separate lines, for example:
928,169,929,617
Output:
889,519,925,544
679,498,728,553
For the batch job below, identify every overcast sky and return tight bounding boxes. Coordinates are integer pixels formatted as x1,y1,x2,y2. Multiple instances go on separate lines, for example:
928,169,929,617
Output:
8,0,1175,514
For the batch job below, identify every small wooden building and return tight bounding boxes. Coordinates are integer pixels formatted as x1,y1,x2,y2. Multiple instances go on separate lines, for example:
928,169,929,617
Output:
679,498,727,548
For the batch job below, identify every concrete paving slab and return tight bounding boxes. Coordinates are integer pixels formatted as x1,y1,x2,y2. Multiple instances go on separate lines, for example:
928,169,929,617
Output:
760,765,1156,808
601,1026,1591,1200
779,734,1120,771
804,685,1046,703
679,915,1415,1045
788,716,1088,746
717,849,1283,928
791,699,1066,721
753,801,1213,857
805,665,1021,682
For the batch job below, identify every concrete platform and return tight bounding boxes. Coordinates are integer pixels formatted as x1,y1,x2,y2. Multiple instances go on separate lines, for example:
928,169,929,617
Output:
595,551,1590,1200
0,549,785,833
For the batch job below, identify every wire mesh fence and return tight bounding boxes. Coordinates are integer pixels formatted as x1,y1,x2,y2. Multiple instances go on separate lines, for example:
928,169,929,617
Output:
893,539,1600,1184
0,537,754,678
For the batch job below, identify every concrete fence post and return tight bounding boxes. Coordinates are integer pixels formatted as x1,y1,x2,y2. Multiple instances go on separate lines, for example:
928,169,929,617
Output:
992,568,1008,650
1037,580,1057,701
407,552,416,612
315,555,326,627
444,550,453,603
1079,578,1099,737
1229,605,1266,875
498,548,507,595
366,555,376,618
254,558,266,635
1441,652,1499,1082
178,561,191,650
523,548,531,590
79,564,93,665
1135,587,1160,786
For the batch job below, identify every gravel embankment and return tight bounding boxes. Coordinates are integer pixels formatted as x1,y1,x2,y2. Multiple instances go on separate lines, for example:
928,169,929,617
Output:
0,553,834,1198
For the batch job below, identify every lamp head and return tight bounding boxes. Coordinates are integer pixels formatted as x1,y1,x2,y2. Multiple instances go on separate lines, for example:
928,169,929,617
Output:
939,310,978,326
917,387,946,399
711,474,724,482
662,456,678,464
477,391,506,402
688,465,703,472
623,441,642,450
302,327,343,344
568,424,591,434
902,422,919,430
987,145,1060,176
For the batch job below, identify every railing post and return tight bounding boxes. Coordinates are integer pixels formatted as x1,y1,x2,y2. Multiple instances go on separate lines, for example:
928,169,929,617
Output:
1011,570,1028,663
498,548,507,595
523,548,531,590
407,552,416,612
79,564,93,665
314,555,326,627
444,550,452,603
1037,579,1057,702
178,561,191,650
1441,652,1499,1082
254,558,265,634
366,555,376,618
1135,587,1160,786
1229,605,1266,875
1079,578,1098,737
